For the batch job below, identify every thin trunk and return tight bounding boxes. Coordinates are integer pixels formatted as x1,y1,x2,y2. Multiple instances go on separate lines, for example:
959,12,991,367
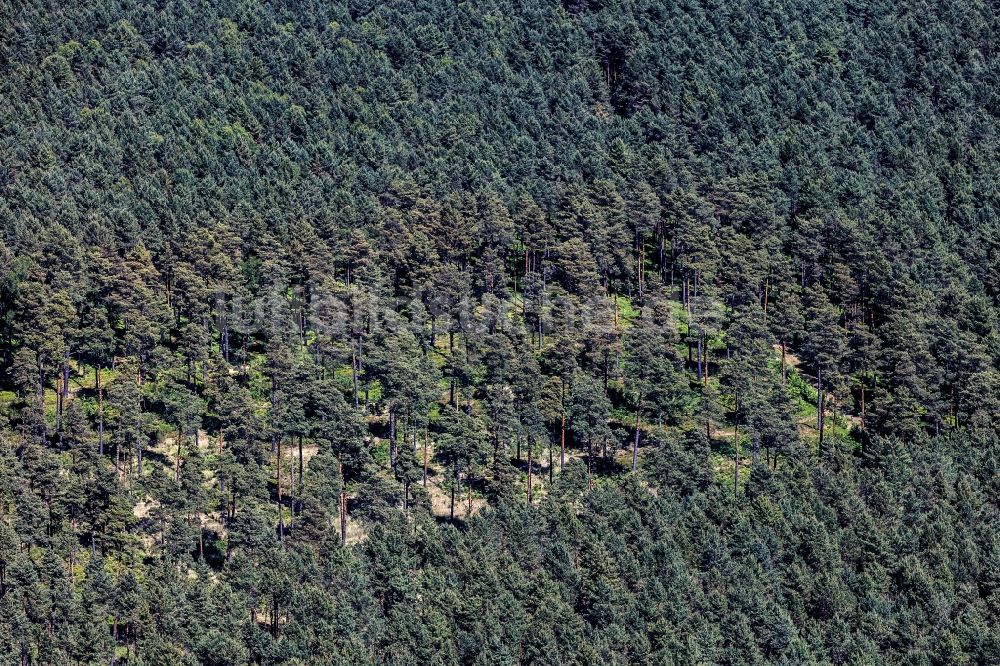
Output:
97,365,104,455
423,429,429,487
288,451,295,528
527,439,533,505
271,375,278,454
389,407,396,468
222,312,229,362
703,334,709,383
734,423,740,496
548,438,554,484
351,352,359,410
637,233,644,301
762,278,769,317
468,469,473,515
176,426,183,481
632,395,642,472
780,340,787,385
860,380,866,428
450,470,456,520
560,380,567,470
58,353,70,432
277,439,284,541
817,366,825,454
340,491,347,546
587,440,593,490
696,333,703,380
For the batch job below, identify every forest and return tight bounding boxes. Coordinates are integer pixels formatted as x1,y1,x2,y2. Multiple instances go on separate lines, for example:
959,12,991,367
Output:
3,0,1000,663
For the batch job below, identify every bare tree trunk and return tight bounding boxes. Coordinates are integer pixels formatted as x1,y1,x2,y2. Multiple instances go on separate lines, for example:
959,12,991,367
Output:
340,491,347,546
734,423,740,496
423,429,429,487
527,439,533,505
860,378,866,429
97,365,104,455
352,351,360,410
703,335,709,383
389,407,396,467
696,332,703,380
632,395,642,472
548,438,554,484
587,440,593,491
58,352,70,433
468,469,473,515
176,425,183,481
277,439,284,541
450,472,456,521
817,366,825,454
780,340,787,385
560,379,567,470
297,435,303,516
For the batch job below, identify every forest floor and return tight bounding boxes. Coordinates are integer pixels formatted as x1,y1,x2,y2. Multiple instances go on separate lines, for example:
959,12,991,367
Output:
8,294,868,555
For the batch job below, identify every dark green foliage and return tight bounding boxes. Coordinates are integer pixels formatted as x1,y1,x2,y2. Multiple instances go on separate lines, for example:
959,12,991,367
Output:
2,0,1000,662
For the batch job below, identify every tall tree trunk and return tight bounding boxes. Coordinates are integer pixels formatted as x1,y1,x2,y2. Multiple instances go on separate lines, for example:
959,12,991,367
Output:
762,278,769,317
780,340,787,385
351,352,359,410
222,311,229,362
831,403,837,452
389,407,396,468
527,438,533,505
587,440,593,491
450,468,456,521
97,365,104,455
289,454,295,529
271,375,278,454
696,332,703,380
703,335,709,383
632,394,642,472
468,468,473,515
277,438,284,541
423,429,429,487
860,378,866,428
176,425,183,481
734,423,740,496
58,352,70,433
560,379,567,470
548,438,554,484
340,491,347,546
817,366,825,454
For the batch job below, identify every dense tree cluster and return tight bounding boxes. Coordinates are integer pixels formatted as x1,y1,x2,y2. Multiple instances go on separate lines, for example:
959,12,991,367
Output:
3,0,1000,663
